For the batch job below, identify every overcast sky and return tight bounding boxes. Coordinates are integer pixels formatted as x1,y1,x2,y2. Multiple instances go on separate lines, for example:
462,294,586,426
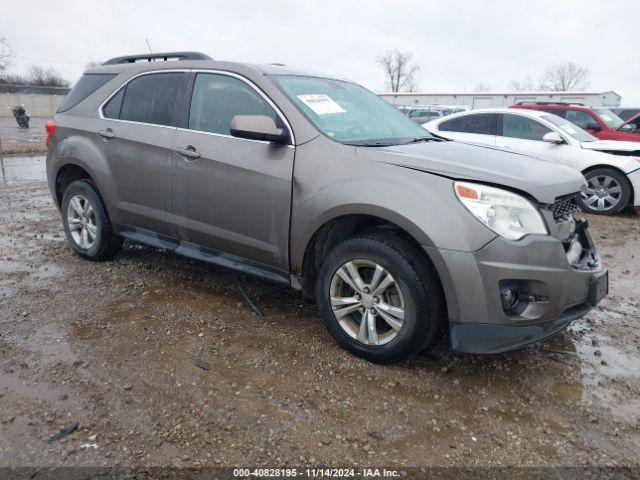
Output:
2,0,639,104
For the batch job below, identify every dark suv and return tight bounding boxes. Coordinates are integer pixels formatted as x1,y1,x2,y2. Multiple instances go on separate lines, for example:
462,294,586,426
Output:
45,52,607,363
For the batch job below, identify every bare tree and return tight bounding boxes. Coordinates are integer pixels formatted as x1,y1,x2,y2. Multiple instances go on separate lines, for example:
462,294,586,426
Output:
0,37,11,72
474,82,491,93
26,64,70,87
508,75,536,92
0,72,26,85
85,60,102,68
377,50,420,92
539,62,590,91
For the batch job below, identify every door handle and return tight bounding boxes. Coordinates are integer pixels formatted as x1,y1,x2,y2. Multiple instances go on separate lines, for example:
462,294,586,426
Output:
98,128,115,139
175,146,201,160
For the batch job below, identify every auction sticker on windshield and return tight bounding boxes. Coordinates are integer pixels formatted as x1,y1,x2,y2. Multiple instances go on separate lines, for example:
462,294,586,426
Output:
297,94,345,115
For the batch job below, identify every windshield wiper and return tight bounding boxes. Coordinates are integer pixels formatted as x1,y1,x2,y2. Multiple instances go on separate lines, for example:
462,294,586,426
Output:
401,136,441,144
345,141,398,147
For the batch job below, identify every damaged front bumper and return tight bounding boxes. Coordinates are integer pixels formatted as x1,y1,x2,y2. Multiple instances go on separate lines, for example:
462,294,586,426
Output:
429,218,608,354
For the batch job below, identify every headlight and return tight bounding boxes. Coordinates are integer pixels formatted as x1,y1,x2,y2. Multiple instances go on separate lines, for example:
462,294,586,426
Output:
454,182,548,240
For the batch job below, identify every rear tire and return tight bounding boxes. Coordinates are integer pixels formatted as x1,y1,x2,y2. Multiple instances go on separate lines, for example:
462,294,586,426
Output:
61,180,122,260
316,234,445,364
578,168,631,215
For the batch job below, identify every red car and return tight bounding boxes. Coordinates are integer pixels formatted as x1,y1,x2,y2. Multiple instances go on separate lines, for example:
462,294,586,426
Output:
511,102,640,142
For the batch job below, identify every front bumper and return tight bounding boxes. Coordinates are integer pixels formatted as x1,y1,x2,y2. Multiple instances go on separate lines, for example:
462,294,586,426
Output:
450,302,592,354
427,219,607,354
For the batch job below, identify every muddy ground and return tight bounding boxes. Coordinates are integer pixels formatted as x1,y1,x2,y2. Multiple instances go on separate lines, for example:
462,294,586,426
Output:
0,155,639,470
0,118,47,155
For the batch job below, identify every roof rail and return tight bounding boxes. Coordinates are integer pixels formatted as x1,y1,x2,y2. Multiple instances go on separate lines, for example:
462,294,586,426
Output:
102,51,212,65
516,101,585,106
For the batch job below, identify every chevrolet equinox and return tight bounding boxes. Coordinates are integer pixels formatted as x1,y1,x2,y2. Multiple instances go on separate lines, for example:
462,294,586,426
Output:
45,52,608,363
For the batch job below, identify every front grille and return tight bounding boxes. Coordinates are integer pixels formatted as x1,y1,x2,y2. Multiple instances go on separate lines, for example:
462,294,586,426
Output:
551,196,581,223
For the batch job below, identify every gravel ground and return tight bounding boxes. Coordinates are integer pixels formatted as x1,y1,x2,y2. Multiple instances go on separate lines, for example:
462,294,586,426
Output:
0,155,639,471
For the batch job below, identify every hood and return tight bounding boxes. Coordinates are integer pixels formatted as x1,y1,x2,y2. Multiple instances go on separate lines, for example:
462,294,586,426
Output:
359,140,585,204
581,139,640,153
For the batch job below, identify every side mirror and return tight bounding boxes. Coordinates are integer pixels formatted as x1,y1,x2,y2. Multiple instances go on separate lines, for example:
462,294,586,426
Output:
542,132,565,144
585,122,602,132
230,115,290,144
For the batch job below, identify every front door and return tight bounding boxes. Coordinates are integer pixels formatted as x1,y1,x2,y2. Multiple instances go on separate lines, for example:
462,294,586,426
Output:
495,113,562,160
171,72,295,278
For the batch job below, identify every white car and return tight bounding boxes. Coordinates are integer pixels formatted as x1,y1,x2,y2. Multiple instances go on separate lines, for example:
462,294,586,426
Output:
423,108,640,215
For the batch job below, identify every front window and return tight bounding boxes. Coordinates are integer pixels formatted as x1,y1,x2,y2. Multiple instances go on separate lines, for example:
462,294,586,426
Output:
564,110,595,130
502,114,552,141
593,108,625,129
541,114,597,142
270,75,432,145
188,73,278,135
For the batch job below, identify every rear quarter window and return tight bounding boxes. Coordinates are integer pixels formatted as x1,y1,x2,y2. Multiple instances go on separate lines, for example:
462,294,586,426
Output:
57,74,116,113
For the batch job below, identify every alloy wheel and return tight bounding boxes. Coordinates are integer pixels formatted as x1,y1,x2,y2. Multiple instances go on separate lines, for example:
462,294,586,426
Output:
582,175,622,212
67,194,97,249
329,259,406,346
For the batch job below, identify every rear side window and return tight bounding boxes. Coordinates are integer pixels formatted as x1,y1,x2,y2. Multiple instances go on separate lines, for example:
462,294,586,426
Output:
439,113,497,135
57,74,116,113
118,73,185,126
502,114,551,141
188,73,277,135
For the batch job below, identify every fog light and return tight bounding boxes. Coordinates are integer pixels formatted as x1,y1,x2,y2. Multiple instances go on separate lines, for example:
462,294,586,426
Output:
500,287,519,311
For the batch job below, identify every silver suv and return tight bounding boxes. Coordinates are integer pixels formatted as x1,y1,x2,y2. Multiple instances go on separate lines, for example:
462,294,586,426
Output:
46,52,608,363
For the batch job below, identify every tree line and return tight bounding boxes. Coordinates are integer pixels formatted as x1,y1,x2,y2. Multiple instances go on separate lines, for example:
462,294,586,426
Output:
377,49,591,93
0,36,70,87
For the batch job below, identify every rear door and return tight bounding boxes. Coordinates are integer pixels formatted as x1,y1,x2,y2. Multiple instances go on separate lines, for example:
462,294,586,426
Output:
436,113,498,146
170,71,295,278
98,71,188,238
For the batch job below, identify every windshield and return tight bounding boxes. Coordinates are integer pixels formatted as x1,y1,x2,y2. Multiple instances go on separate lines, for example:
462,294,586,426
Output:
594,108,625,129
270,75,433,145
541,114,597,142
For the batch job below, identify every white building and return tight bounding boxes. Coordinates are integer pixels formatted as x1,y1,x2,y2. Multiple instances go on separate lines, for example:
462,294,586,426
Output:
379,91,621,109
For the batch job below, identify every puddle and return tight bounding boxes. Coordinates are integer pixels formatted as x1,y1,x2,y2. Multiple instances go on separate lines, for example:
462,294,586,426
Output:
545,316,640,422
0,155,46,183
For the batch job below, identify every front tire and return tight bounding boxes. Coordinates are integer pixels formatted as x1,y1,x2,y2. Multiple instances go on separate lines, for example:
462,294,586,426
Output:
316,235,445,364
61,180,122,260
578,168,631,215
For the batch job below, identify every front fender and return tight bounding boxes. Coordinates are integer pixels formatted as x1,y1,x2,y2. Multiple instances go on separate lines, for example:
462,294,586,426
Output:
289,159,497,269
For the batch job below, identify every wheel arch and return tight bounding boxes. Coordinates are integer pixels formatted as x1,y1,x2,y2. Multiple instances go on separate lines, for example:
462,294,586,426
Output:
296,211,450,314
54,163,95,207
